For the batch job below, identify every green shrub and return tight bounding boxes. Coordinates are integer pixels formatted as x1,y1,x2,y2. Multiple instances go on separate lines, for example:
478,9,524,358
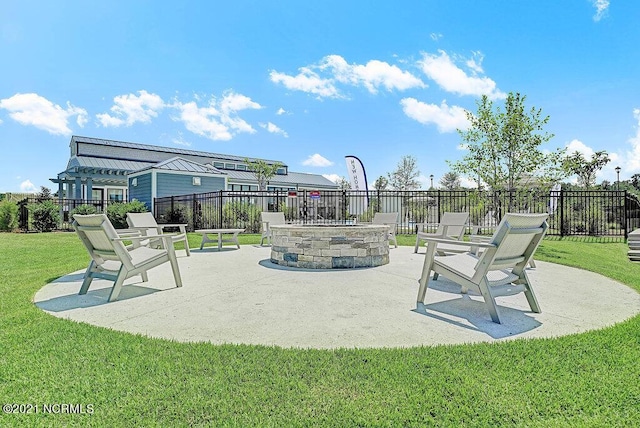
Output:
0,200,19,231
105,200,148,229
70,204,98,218
28,200,60,232
222,201,261,232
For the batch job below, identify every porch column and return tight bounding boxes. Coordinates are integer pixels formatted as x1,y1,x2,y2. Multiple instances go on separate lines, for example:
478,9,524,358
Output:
58,181,64,228
74,177,82,199
86,178,93,202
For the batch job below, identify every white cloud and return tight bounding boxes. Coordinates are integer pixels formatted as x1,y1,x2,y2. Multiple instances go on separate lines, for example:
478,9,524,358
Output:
270,54,424,98
270,67,341,99
20,179,37,192
172,91,261,141
303,154,333,167
97,90,164,127
566,139,595,158
592,0,610,21
400,98,470,133
465,51,485,74
322,173,342,183
172,136,191,147
418,50,505,100
276,107,288,115
430,33,443,41
0,93,87,135
321,55,426,94
259,121,288,137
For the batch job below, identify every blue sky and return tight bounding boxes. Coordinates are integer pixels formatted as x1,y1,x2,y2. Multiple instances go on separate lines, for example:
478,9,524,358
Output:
1,0,638,193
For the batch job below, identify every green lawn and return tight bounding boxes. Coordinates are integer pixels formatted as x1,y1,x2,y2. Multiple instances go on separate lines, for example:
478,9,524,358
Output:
1,232,640,427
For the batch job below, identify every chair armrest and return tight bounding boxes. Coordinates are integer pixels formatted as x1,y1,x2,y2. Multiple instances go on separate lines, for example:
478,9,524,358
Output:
422,235,496,249
115,229,143,237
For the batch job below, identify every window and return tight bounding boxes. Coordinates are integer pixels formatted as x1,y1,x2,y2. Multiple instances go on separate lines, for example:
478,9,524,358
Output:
108,189,124,202
276,167,286,175
224,163,236,170
213,162,224,169
236,164,247,171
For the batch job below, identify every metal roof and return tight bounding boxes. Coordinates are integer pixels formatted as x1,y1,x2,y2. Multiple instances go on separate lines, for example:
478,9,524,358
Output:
71,135,285,166
66,156,154,172
225,170,337,188
134,157,226,174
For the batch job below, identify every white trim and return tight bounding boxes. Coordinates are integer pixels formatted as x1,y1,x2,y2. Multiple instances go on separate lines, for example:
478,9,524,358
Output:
151,170,157,213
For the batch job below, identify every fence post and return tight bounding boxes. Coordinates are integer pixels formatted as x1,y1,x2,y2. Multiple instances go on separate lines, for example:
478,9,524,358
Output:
559,189,565,237
624,190,629,239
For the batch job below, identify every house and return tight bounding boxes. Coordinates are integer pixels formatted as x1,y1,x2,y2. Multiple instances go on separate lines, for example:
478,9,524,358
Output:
51,136,339,210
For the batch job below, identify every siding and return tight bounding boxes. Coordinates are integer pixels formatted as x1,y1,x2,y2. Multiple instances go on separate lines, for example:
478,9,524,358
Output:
157,172,225,198
129,173,152,209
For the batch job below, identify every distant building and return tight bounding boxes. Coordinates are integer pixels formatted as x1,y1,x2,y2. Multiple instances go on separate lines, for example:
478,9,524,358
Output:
51,136,338,210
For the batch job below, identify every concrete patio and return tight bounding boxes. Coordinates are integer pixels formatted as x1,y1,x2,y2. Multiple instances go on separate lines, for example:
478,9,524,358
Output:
34,245,640,349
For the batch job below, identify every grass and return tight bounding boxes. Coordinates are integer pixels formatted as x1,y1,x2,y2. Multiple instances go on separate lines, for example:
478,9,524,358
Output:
1,232,640,426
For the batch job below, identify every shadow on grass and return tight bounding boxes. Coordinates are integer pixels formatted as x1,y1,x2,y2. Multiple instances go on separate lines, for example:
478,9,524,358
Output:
35,281,162,312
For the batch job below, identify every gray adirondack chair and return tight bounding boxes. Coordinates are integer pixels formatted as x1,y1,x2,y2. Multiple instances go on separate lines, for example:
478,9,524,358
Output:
417,213,548,324
73,214,183,302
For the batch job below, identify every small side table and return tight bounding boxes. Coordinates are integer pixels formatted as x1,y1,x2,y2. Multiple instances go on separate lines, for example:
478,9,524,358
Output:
195,229,245,250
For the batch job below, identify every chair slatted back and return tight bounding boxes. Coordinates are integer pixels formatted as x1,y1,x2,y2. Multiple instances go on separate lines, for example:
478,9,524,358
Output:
435,212,469,239
475,213,548,275
372,212,398,227
261,212,285,226
127,212,161,237
73,214,134,269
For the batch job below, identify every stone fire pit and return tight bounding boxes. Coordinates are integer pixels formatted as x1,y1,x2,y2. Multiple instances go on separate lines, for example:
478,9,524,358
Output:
269,224,390,269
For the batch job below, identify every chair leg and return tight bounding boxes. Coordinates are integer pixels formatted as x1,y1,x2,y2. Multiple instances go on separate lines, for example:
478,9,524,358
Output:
417,244,437,302
521,271,541,313
477,278,501,323
183,236,191,256
108,268,127,302
414,236,420,253
79,261,96,295
166,247,183,288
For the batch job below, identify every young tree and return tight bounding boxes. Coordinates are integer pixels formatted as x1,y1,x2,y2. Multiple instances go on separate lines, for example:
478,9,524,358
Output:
562,150,610,189
335,176,351,190
439,171,462,190
387,155,420,190
244,158,284,191
373,176,389,191
449,92,563,191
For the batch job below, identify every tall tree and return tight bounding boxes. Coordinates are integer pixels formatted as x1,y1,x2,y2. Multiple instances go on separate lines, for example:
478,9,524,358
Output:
439,171,462,190
562,150,610,189
387,155,420,190
373,176,389,191
244,158,284,191
449,92,563,191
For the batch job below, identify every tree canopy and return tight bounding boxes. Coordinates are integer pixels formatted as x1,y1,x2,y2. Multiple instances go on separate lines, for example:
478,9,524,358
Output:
387,155,420,190
562,150,610,189
244,158,283,191
449,92,563,191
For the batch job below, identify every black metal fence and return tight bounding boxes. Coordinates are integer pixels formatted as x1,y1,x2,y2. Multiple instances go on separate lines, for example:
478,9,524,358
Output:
153,189,640,239
15,190,640,239
17,198,116,231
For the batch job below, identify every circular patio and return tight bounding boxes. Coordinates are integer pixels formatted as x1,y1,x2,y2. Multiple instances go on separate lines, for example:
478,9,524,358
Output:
33,245,640,349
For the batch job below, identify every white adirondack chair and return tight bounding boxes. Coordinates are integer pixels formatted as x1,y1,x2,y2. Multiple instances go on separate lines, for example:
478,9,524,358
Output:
73,214,183,302
417,213,549,323
260,212,286,246
414,212,470,253
372,212,399,248
126,212,190,256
